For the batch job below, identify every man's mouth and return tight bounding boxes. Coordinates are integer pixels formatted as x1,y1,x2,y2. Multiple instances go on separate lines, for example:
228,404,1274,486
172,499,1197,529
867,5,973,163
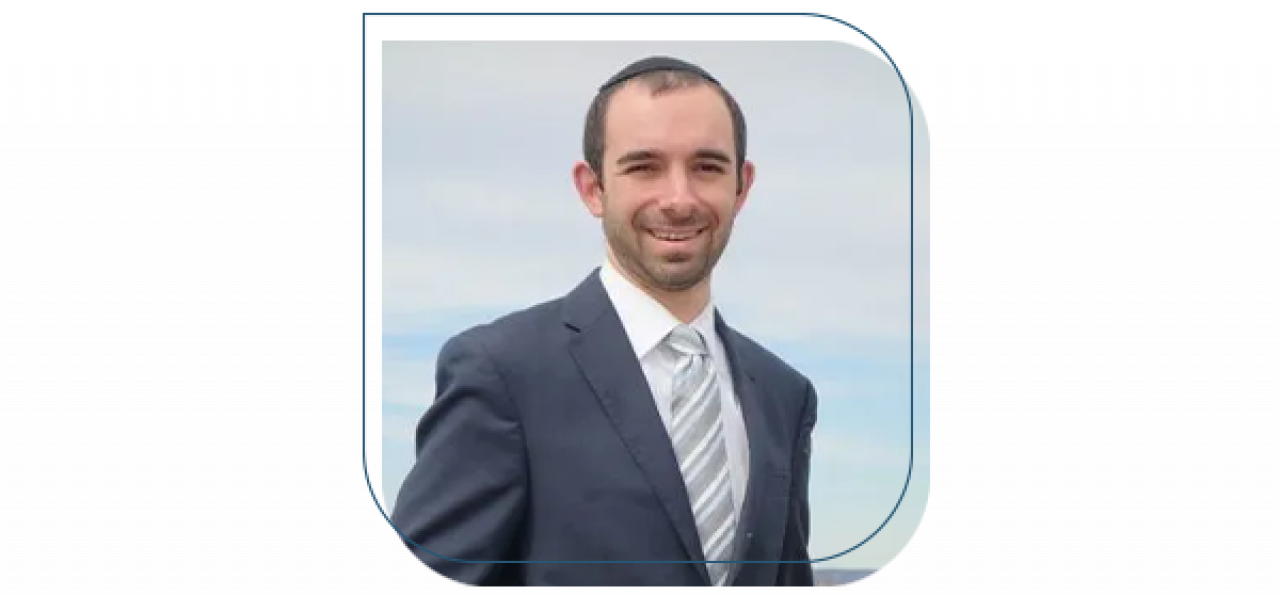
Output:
648,227,707,242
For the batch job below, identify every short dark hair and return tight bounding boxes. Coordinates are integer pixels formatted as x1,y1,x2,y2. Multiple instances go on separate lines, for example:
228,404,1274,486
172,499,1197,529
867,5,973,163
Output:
582,68,748,193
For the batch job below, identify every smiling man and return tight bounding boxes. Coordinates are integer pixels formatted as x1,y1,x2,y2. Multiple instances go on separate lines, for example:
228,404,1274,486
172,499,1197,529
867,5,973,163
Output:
391,55,819,587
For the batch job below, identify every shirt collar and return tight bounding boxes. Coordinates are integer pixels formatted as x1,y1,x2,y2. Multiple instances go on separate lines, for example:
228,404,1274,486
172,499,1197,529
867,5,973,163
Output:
599,258,718,360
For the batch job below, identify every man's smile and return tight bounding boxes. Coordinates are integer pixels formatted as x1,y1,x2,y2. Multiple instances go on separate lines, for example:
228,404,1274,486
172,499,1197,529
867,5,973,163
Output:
647,226,708,243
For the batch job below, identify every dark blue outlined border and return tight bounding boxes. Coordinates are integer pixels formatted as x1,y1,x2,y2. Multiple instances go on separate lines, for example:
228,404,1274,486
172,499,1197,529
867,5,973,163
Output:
363,9,921,565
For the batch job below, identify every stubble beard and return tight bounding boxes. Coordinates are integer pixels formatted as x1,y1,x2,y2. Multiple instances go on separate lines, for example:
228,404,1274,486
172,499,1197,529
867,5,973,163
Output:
604,212,730,294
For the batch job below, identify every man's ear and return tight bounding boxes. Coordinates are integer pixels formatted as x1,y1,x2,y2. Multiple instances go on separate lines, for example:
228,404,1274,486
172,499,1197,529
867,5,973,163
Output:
733,159,756,216
572,161,605,218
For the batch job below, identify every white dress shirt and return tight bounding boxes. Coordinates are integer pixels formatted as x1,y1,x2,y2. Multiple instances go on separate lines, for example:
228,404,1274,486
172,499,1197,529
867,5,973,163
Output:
598,258,751,522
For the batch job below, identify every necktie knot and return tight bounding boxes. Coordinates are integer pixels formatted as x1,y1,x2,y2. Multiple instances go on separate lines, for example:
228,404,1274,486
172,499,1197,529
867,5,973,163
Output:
666,324,708,356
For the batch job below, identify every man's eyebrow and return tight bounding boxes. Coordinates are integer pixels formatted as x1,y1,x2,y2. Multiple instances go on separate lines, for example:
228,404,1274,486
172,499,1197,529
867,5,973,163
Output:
693,149,732,164
615,150,658,166
614,148,733,167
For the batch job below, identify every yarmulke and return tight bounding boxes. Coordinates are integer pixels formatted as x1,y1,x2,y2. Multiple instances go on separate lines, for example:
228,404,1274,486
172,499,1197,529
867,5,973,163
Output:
599,55,721,91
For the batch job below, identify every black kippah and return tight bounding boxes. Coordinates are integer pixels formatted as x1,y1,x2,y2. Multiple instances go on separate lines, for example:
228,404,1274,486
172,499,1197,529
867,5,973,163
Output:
598,55,721,91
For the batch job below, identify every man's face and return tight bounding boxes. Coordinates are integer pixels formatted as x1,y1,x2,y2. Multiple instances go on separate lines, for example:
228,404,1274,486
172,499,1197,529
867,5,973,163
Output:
577,82,754,294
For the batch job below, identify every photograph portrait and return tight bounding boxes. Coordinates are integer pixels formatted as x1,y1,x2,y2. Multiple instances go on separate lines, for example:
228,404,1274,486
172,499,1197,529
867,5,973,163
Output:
370,36,929,587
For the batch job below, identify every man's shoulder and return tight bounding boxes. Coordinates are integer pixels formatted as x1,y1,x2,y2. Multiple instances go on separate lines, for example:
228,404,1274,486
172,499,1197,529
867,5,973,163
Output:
441,295,567,357
722,326,811,392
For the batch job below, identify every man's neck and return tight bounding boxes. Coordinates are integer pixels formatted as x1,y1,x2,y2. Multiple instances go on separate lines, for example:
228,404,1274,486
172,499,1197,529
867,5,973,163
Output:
606,253,711,324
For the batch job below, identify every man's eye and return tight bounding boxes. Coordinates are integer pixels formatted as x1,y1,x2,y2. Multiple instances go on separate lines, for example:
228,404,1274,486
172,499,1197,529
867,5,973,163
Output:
625,164,656,173
696,163,726,173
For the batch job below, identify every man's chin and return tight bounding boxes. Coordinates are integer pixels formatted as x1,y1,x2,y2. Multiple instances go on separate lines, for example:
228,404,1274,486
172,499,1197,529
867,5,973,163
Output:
642,263,709,292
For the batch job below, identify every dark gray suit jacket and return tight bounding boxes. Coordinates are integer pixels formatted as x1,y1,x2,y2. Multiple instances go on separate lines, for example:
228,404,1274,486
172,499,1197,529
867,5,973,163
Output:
390,269,818,586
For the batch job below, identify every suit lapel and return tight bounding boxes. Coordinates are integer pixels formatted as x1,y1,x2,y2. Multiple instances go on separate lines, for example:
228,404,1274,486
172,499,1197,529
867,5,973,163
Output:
717,315,770,586
563,271,712,585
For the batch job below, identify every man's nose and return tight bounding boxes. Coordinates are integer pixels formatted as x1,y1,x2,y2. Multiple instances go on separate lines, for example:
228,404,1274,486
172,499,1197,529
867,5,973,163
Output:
657,170,698,216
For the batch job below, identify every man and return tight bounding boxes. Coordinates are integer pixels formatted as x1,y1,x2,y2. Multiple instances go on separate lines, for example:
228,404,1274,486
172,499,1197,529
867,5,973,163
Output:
390,55,819,587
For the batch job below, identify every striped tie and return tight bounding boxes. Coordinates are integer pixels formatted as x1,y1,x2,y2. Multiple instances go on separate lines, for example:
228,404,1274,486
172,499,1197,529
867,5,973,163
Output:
666,325,735,586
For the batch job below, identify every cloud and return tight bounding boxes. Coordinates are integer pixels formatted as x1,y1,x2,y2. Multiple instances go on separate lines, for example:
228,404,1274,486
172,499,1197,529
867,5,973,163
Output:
380,40,927,348
382,413,420,443
813,431,911,470
382,354,435,409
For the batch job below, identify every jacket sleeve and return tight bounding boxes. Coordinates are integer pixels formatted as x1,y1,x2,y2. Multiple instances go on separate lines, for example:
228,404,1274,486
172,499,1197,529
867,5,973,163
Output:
389,330,528,585
776,380,818,586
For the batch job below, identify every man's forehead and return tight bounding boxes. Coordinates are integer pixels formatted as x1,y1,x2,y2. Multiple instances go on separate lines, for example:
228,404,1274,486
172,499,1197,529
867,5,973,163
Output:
603,87,734,152
605,83,732,126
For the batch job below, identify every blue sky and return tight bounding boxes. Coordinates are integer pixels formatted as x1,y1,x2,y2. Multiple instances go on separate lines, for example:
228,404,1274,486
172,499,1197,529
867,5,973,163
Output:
378,40,929,570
